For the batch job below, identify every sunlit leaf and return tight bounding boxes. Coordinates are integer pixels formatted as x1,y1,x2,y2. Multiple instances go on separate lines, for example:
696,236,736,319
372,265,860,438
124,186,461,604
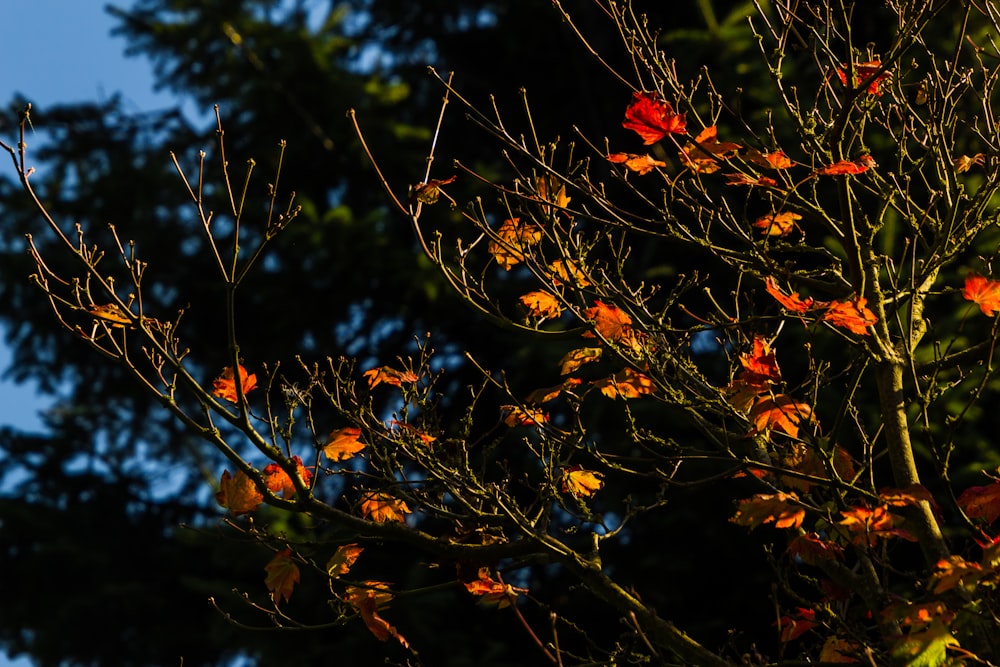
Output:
520,290,562,319
488,217,542,270
360,491,411,523
264,548,300,604
679,125,741,173
622,91,686,144
327,544,364,577
750,394,813,438
215,469,264,516
765,277,817,313
323,427,366,462
822,298,877,335
501,405,548,427
814,156,875,176
211,365,258,403
262,455,313,498
753,211,802,237
561,466,604,498
724,172,779,187
547,259,590,287
963,273,1000,316
957,481,1000,524
592,367,655,399
410,175,456,204
835,60,890,95
954,153,986,174
344,582,408,647
607,152,667,175
463,568,527,608
558,347,603,375
85,303,133,328
363,366,418,388
731,493,805,530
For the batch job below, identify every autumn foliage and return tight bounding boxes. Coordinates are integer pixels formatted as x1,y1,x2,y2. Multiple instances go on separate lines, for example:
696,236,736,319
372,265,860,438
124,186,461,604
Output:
10,1,1000,666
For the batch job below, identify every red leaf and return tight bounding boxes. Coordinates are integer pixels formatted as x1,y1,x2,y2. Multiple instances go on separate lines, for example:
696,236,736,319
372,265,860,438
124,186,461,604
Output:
264,548,300,604
822,297,878,335
738,337,782,389
765,277,817,313
622,92,686,144
777,608,817,642
787,533,845,565
957,482,1000,524
363,366,418,388
963,274,1000,316
262,456,313,498
211,365,258,403
835,60,891,95
815,156,875,176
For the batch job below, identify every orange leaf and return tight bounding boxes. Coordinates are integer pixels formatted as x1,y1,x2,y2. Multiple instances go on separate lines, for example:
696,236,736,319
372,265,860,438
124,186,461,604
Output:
679,125,741,173
520,290,562,319
344,582,409,647
360,491,411,523
931,555,984,594
547,259,590,287
211,365,258,403
963,273,1000,316
561,466,604,498
592,367,655,399
749,395,813,438
753,211,802,237
264,548,300,604
745,148,794,170
765,277,816,313
835,60,890,95
215,469,264,516
738,337,782,389
622,91,686,144
582,300,634,343
731,492,805,530
954,153,986,174
558,347,603,375
85,303,133,328
607,152,667,175
463,568,527,608
535,174,572,212
724,172,780,187
323,427,366,462
363,366,418,388
837,504,916,546
822,298,877,335
815,156,875,176
262,456,312,498
957,482,1000,524
488,217,542,270
411,175,456,205
327,544,364,577
501,405,548,427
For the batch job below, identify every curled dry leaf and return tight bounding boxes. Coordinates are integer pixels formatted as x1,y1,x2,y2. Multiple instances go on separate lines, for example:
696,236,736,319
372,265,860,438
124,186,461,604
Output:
211,365,258,403
622,91,686,144
86,303,133,328
215,469,264,515
607,152,667,175
323,426,366,462
410,175,456,205
723,172,779,187
264,548,300,604
344,582,409,647
765,277,817,314
954,153,986,174
463,568,527,608
558,347,603,375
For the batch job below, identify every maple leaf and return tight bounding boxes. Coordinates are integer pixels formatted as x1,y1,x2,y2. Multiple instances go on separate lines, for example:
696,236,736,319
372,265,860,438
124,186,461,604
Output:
738,337,781,389
607,152,667,175
558,347,603,375
749,394,813,438
954,153,986,174
837,504,916,546
765,277,816,313
520,290,562,319
363,366,418,388
963,273,1000,316
360,491,411,523
410,175,456,205
344,582,409,647
931,555,984,594
814,156,875,176
724,172,779,187
745,148,794,170
777,608,817,642
622,91,686,144
535,174,572,216
525,378,582,404
561,466,604,498
323,426,366,462
547,259,590,287
582,300,634,344
822,298,877,335
264,548,300,604
957,481,1000,524
679,125,741,173
592,367,655,399
501,405,548,427
326,543,364,577
786,532,845,565
731,492,806,530
211,365,258,403
262,455,312,498
463,568,527,608
753,211,802,237
835,60,891,95
488,218,543,270
215,469,264,515
85,303,133,328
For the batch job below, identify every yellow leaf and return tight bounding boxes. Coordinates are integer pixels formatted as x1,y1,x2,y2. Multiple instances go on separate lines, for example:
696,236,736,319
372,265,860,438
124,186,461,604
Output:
561,467,604,498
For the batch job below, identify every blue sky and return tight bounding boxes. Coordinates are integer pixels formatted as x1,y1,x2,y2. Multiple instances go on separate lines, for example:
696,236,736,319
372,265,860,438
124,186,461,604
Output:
0,2,169,665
